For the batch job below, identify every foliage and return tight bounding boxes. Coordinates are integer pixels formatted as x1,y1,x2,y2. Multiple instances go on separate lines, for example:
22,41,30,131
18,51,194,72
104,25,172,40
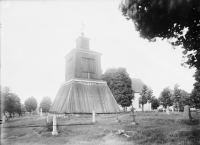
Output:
14,96,22,116
24,96,38,113
21,104,26,114
169,84,190,111
119,0,200,69
172,84,181,111
190,69,200,109
159,87,173,108
40,96,52,113
102,67,134,108
139,84,147,111
179,90,190,111
139,85,153,111
146,87,153,103
151,97,159,110
1,87,22,117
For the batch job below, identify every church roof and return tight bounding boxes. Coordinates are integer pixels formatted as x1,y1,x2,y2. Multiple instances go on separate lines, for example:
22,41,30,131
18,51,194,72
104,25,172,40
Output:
131,78,144,93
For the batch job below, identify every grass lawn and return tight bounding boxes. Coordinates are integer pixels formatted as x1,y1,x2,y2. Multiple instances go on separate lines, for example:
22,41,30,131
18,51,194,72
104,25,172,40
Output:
1,112,200,145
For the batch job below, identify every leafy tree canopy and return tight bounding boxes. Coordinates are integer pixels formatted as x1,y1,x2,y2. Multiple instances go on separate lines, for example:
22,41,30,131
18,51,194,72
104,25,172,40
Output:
146,87,153,103
151,97,160,110
159,87,173,107
1,86,22,117
139,85,153,111
40,96,52,112
102,67,134,108
120,0,200,69
190,69,200,108
139,84,148,106
24,96,37,112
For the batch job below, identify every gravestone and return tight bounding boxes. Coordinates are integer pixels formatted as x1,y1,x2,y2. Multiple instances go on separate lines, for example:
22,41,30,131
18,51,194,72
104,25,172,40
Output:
183,105,192,120
52,114,58,135
47,114,50,123
40,108,43,116
92,111,96,123
166,106,170,114
2,115,6,123
171,106,174,112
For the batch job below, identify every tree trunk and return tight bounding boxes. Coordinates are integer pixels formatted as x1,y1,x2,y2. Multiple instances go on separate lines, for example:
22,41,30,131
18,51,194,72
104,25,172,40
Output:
9,113,12,118
142,104,144,112
196,105,198,115
131,104,135,122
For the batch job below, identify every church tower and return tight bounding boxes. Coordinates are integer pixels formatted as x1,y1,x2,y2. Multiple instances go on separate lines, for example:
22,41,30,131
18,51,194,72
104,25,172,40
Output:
50,33,119,114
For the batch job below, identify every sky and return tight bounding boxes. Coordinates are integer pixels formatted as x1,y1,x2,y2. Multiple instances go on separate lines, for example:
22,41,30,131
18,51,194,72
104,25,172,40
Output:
1,0,196,104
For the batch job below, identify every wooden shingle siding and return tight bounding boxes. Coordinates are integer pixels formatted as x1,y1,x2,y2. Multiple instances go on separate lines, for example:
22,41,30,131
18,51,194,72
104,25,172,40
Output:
49,81,120,114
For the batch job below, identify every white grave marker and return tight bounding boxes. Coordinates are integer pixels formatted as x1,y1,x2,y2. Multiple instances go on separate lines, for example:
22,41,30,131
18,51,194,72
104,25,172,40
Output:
52,114,58,135
166,106,170,114
47,114,50,123
2,115,6,123
40,108,43,116
92,111,96,123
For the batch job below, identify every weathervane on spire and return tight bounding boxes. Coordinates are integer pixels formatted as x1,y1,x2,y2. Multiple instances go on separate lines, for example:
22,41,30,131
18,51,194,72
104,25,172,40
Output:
81,21,85,36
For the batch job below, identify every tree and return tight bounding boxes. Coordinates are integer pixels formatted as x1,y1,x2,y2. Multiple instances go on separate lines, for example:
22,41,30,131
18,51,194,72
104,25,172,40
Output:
179,90,190,111
13,94,22,116
24,96,37,113
190,69,200,109
151,97,160,110
1,87,22,117
40,96,52,113
139,84,148,112
146,87,153,103
21,104,26,115
102,67,134,110
159,87,173,108
172,84,181,111
119,0,200,69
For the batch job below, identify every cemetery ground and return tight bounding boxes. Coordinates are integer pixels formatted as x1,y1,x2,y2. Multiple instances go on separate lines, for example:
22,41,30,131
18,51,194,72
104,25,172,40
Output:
1,111,200,145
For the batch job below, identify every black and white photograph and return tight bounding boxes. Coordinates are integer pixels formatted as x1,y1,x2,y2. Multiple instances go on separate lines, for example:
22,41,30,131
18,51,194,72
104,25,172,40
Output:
1,0,200,144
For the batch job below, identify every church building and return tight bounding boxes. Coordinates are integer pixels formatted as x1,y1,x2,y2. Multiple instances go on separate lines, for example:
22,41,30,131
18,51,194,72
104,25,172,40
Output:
131,78,152,111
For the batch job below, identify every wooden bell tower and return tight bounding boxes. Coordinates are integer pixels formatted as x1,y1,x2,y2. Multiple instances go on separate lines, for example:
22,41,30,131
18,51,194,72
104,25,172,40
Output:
50,33,119,114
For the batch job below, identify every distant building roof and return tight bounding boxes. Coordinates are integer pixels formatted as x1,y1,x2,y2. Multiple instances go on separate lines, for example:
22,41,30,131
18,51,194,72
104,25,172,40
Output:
131,78,144,93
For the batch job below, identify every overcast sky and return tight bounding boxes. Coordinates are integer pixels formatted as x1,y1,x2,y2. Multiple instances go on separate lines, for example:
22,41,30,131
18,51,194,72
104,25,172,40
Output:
1,0,196,104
